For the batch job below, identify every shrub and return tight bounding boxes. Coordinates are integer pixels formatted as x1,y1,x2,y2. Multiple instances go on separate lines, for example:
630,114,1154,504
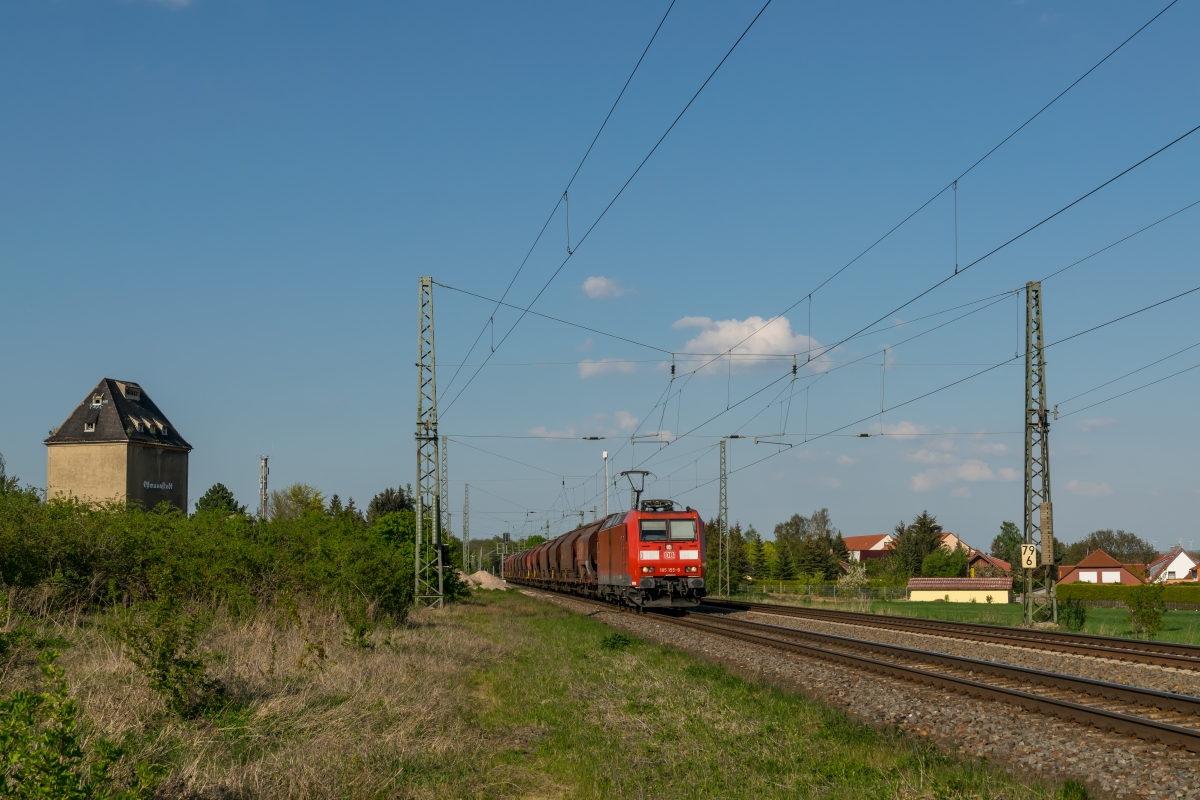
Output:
1056,582,1200,604
1126,583,1167,640
111,597,223,719
1058,599,1088,632
0,650,157,798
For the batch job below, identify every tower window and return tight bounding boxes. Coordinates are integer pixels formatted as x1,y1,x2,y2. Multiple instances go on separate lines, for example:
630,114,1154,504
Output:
91,395,102,408
83,422,96,433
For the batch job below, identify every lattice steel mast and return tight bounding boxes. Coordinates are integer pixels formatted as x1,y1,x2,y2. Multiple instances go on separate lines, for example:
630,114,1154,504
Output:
1023,280,1056,625
440,434,452,564
462,484,470,574
718,438,729,597
415,276,445,608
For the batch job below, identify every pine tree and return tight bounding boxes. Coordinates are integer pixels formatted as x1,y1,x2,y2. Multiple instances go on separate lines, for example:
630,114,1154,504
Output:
195,483,245,516
745,528,767,578
773,540,797,580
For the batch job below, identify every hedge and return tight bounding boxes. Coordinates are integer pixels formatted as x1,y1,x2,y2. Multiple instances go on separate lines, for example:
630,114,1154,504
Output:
1056,582,1200,603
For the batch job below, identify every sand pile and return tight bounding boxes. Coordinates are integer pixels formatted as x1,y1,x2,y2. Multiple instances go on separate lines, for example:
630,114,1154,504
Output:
466,570,507,590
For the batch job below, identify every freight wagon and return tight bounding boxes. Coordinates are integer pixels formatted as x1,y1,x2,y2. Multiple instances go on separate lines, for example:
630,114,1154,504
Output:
503,499,706,608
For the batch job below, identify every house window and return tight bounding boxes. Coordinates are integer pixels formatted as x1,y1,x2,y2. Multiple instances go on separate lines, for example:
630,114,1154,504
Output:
1167,571,1177,580
83,422,95,433
91,395,102,408
1101,571,1121,583
1079,571,1097,583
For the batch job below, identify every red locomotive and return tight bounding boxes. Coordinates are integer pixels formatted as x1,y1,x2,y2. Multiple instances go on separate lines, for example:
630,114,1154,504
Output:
503,499,706,607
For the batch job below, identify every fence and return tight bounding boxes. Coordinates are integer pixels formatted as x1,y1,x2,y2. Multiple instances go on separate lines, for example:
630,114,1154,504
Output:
732,582,908,602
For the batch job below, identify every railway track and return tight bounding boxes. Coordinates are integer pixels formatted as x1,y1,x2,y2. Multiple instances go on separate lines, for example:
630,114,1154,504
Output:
703,598,1200,671
520,587,1200,752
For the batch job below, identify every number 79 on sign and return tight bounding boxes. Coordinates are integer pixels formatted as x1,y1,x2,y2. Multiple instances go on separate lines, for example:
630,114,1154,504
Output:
1020,544,1039,569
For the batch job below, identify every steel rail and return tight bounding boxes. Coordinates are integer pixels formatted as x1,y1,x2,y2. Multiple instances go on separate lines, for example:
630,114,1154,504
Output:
703,598,1200,670
515,586,1200,751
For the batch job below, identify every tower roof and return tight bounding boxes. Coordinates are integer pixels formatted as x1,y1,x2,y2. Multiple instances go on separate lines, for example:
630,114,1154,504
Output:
45,378,192,451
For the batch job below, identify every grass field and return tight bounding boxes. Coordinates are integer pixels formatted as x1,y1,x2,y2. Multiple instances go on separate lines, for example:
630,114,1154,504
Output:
735,594,1200,645
2,589,1087,798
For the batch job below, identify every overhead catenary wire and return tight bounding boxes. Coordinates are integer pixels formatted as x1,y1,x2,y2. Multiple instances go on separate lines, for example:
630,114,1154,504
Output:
441,0,679,399
1058,363,1200,418
441,0,776,417
686,0,1183,373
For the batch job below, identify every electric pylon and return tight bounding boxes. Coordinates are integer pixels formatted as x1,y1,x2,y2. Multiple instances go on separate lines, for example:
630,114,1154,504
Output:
718,438,729,597
1023,280,1056,625
462,484,470,575
415,276,445,608
440,434,452,555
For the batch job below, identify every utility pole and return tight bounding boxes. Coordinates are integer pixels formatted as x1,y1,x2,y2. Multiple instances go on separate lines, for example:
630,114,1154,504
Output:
1022,280,1056,626
258,456,269,520
415,276,445,608
463,484,470,577
718,438,729,597
440,435,452,565
603,450,609,517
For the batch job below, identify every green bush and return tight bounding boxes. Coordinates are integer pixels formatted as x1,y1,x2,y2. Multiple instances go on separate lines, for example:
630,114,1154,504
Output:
0,650,157,798
1058,599,1088,632
110,597,223,719
1126,583,1167,640
599,633,633,651
1056,582,1200,604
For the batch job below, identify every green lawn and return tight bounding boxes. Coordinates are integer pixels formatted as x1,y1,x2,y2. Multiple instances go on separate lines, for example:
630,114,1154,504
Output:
733,595,1200,645
467,591,1073,799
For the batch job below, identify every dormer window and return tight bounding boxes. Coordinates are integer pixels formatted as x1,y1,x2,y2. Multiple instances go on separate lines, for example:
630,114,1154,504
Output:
115,381,141,402
130,419,142,433
83,422,96,433
91,394,103,408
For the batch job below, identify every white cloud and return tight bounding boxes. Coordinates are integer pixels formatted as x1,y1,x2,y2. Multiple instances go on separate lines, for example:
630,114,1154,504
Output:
906,449,954,465
582,276,628,299
910,458,1019,492
835,455,856,466
1066,479,1113,498
817,476,842,489
1077,418,1119,433
794,450,820,460
950,487,972,499
881,421,932,439
576,338,594,352
527,424,577,439
613,411,639,431
970,440,1008,454
578,359,636,379
673,314,831,373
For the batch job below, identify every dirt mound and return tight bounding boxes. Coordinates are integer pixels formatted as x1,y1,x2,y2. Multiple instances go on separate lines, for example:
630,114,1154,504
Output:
467,570,507,590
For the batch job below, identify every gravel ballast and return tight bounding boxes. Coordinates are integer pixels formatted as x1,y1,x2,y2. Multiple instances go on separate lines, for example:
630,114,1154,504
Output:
523,591,1200,799
739,610,1200,698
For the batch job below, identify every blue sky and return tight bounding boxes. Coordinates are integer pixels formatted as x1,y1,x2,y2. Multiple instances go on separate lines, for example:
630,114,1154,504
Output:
2,0,1198,552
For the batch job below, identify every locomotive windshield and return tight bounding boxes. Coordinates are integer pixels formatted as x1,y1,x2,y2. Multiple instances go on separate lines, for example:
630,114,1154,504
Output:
639,520,667,541
669,519,697,541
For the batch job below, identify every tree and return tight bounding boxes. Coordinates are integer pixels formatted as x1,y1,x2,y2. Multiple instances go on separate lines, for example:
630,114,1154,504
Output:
774,509,843,582
268,484,325,520
195,483,245,516
991,521,1023,568
773,540,797,580
367,485,415,523
1064,529,1156,566
745,527,768,578
728,522,750,581
891,511,943,577
922,545,968,577
832,532,850,563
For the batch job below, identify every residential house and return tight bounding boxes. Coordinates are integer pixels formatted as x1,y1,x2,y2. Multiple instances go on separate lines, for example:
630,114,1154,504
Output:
1057,549,1145,586
907,577,1013,603
843,533,895,562
968,552,1011,577
939,532,977,555
1146,546,1198,583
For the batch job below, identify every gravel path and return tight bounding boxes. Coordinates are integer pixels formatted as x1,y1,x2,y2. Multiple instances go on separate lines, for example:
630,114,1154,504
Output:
738,610,1200,698
523,591,1200,799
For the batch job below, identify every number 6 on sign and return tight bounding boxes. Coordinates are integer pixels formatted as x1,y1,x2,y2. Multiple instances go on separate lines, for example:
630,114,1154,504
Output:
1020,544,1039,569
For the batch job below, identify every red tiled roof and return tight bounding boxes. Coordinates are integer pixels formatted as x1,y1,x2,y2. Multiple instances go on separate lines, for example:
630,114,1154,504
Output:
907,577,1013,590
1075,549,1123,568
843,534,892,551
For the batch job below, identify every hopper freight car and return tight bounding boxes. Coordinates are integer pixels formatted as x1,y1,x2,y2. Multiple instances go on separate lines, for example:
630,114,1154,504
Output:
503,499,705,608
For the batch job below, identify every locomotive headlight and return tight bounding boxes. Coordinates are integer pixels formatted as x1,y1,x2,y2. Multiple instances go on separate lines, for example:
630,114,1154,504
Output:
641,566,654,574
685,565,698,573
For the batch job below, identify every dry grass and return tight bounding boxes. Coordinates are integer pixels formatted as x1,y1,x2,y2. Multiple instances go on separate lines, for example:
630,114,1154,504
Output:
1,591,1075,799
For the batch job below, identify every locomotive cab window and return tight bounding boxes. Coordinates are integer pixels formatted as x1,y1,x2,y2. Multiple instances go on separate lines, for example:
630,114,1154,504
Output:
669,519,697,541
639,520,668,541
